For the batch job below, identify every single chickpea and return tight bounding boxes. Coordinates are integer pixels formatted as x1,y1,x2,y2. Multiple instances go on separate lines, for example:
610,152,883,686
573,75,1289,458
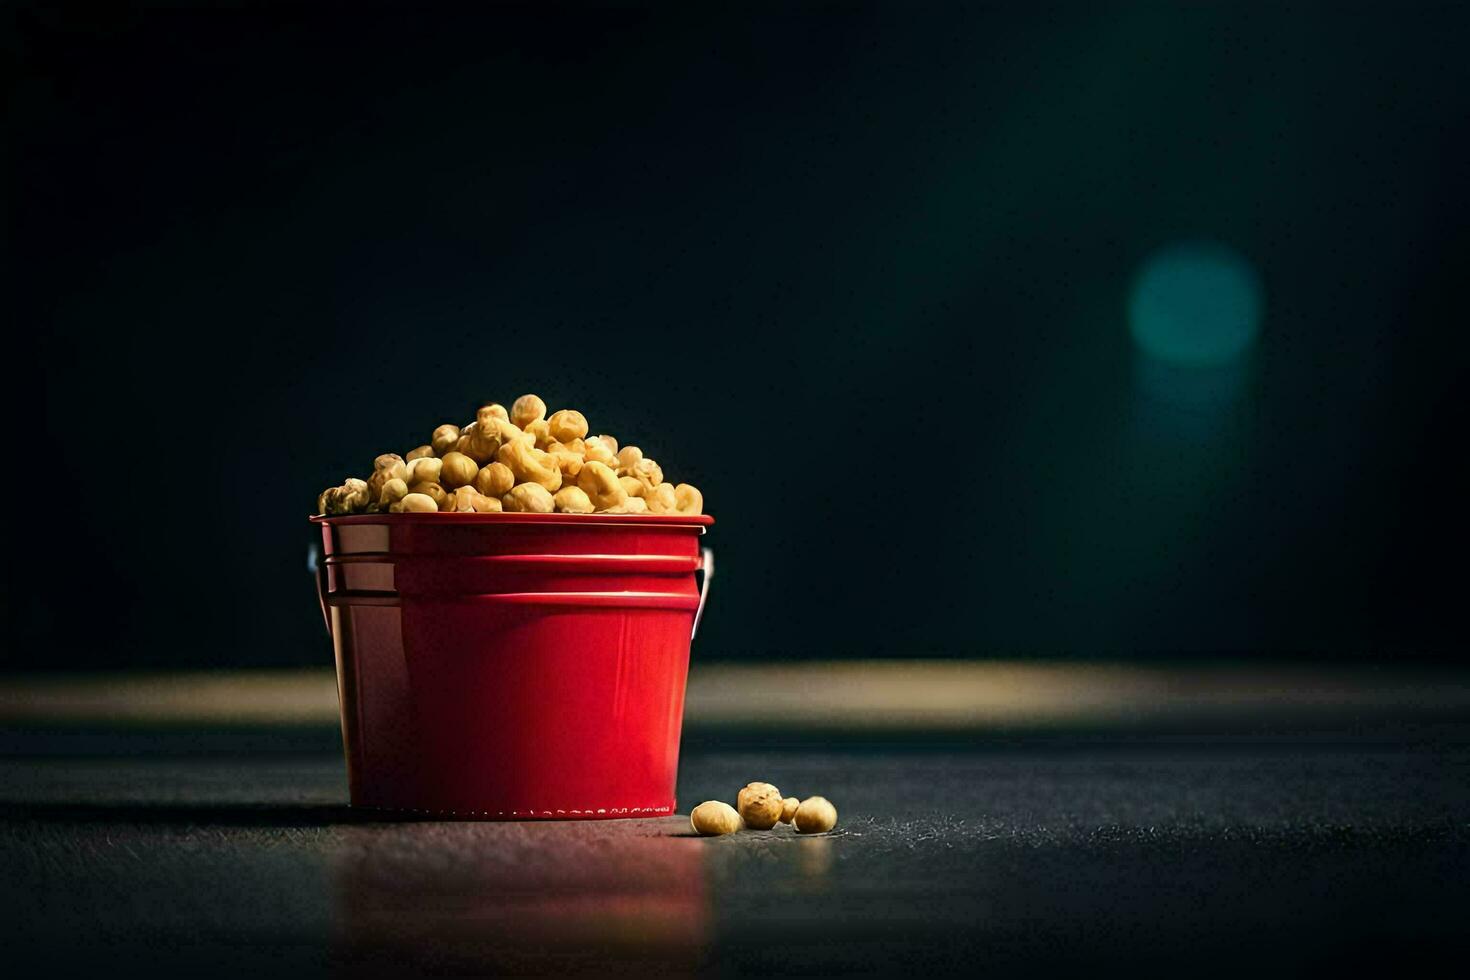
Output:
378,477,409,507
675,484,704,516
408,481,447,510
615,445,643,476
793,796,838,834
549,450,584,482
319,486,346,515
439,451,478,490
632,458,664,492
367,455,408,503
373,452,407,475
405,456,443,486
690,801,743,837
431,424,461,457
370,467,405,511
338,478,370,514
553,486,595,514
737,782,785,830
444,486,475,512
474,461,515,498
780,797,800,824
405,445,434,461
400,492,438,513
559,437,586,455
524,418,552,449
595,434,618,456
584,436,617,466
497,439,562,492
622,496,649,514
576,461,627,511
471,492,502,513
511,394,547,429
618,476,646,498
548,409,589,443
483,416,524,445
502,482,555,513
478,403,509,423
457,421,504,465
644,483,677,514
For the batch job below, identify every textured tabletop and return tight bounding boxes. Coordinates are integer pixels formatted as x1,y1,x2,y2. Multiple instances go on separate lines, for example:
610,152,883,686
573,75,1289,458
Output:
3,735,1468,977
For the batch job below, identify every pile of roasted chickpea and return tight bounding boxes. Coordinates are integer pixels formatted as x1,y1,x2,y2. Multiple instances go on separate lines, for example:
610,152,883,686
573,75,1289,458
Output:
316,394,704,517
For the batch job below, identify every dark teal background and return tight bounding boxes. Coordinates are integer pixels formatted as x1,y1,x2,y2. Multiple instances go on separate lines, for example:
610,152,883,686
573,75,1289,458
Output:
8,3,1466,667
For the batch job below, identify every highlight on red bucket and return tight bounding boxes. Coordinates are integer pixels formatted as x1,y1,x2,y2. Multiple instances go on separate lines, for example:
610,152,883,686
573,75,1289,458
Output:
310,394,712,819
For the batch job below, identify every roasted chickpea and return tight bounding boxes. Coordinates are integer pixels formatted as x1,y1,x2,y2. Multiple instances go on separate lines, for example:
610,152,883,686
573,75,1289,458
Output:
632,457,664,492
457,421,503,465
780,797,800,824
471,492,502,513
675,484,704,516
583,436,617,466
524,418,553,449
511,394,547,429
595,434,618,456
405,456,443,486
482,415,524,445
439,451,478,490
549,450,584,482
474,461,515,498
406,445,434,461
502,482,554,513
373,452,406,474
431,424,461,456
737,782,784,830
553,486,595,514
615,446,643,476
497,439,562,492
644,482,677,514
408,481,447,510
445,486,481,512
576,461,627,511
690,801,742,836
367,454,407,503
548,409,589,443
618,476,645,498
793,796,838,834
478,403,509,423
400,492,438,513
378,477,409,507
337,478,370,514
319,486,345,515
622,496,648,514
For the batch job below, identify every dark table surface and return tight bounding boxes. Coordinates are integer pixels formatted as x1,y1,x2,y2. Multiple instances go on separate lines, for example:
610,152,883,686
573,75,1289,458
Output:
3,734,1468,977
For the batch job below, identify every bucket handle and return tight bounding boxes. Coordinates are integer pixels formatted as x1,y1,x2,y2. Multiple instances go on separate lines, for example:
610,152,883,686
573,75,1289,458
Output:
692,547,714,641
314,545,714,641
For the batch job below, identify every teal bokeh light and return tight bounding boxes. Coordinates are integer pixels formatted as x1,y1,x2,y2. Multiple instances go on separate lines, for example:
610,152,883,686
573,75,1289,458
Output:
1128,241,1263,365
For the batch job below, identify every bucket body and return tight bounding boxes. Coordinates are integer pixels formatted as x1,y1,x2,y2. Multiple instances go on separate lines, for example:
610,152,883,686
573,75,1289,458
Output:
312,512,713,819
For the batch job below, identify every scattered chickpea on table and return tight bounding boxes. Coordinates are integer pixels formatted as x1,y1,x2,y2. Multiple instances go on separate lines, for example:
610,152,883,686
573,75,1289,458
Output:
315,394,704,517
691,782,838,836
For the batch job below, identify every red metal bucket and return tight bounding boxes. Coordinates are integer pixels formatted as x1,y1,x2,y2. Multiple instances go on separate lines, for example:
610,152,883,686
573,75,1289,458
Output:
311,512,714,819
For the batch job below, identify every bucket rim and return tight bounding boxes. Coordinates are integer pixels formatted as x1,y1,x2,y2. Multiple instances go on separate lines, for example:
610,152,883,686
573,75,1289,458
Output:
311,512,713,528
